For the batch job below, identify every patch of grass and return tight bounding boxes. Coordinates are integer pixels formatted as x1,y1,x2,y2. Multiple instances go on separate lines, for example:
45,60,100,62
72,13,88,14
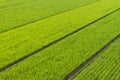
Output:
0,7,120,80
0,0,119,69
0,0,98,33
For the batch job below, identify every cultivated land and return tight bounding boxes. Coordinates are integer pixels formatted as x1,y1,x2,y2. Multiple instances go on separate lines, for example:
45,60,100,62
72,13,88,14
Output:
73,38,120,80
0,0,98,33
0,0,119,69
0,0,120,80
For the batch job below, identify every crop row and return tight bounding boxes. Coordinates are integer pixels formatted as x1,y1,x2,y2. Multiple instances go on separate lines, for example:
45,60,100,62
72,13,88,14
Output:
65,34,120,80
0,0,119,69
73,37,120,80
0,0,98,33
0,8,120,80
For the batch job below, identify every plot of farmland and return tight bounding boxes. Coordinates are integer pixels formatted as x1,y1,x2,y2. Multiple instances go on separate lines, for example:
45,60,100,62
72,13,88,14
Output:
0,0,120,80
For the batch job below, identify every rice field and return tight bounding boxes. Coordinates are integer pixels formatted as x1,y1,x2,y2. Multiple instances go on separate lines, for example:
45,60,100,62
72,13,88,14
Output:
0,0,120,80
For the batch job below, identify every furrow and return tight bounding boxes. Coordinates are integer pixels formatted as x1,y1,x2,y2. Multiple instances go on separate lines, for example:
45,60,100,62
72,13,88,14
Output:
64,34,120,80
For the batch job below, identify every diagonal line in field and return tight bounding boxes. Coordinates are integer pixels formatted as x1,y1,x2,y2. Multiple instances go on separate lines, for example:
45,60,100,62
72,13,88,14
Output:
64,34,120,80
0,0,100,34
0,8,119,72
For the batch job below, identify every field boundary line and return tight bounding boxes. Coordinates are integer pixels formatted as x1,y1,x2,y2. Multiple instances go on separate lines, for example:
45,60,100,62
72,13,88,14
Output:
0,8,119,72
64,34,120,80
0,0,100,34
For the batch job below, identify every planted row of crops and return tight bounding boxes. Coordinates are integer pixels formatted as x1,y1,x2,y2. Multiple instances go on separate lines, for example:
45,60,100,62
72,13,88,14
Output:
74,38,120,80
0,0,98,33
0,0,120,80
0,7,120,80
0,0,119,69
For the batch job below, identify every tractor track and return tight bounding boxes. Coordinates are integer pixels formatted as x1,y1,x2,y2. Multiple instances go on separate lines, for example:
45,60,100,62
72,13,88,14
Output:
64,34,120,80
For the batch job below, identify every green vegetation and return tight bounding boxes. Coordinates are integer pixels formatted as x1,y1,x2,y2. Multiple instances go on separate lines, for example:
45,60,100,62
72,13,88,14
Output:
0,0,32,8
0,0,119,69
0,0,98,33
0,0,4,2
0,7,120,80
0,0,120,80
74,38,120,80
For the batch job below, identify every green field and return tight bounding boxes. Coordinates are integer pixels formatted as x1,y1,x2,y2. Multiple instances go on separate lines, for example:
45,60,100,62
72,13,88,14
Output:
0,0,98,33
74,38,120,80
0,0,120,80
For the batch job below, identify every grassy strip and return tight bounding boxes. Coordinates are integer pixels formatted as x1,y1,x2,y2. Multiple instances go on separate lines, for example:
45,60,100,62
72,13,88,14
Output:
0,0,98,33
0,8,120,80
73,37,120,80
0,0,120,69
